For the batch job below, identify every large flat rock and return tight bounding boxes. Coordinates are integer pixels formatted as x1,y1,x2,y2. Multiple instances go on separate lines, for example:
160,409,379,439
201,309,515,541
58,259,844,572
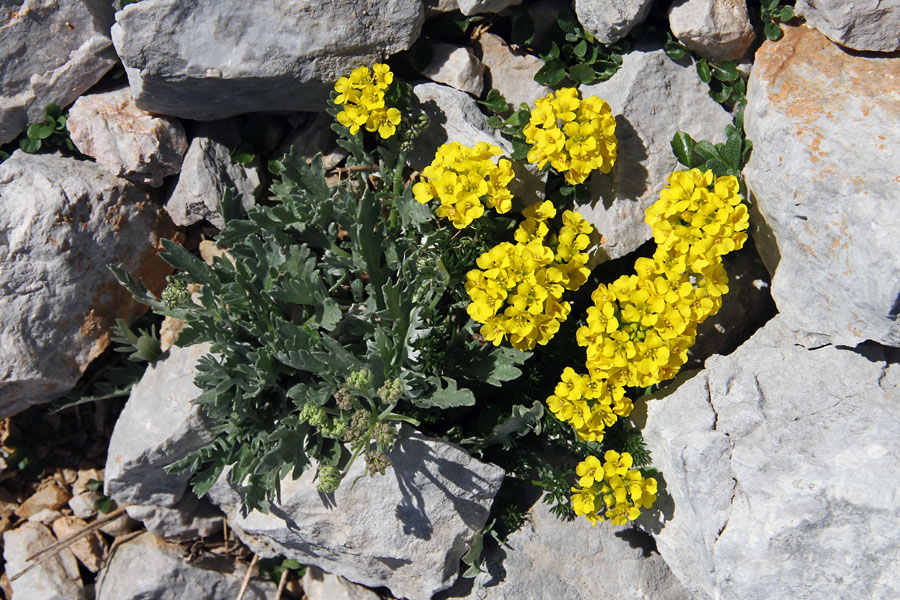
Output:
111,0,424,119
0,0,117,144
641,316,900,599
208,426,506,600
0,152,173,416
744,25,900,347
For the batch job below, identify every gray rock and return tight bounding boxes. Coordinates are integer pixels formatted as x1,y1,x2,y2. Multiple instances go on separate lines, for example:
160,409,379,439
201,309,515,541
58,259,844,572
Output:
303,566,382,600
0,152,173,417
420,43,485,97
3,522,85,600
0,0,117,144
281,113,348,170
96,532,273,600
126,494,223,541
104,343,213,507
476,33,552,109
743,25,900,347
796,0,900,52
440,497,690,600
66,86,188,187
578,46,731,261
640,316,900,600
111,0,425,119
208,426,505,600
165,120,263,229
668,0,756,61
411,82,546,206
457,0,522,16
575,0,654,44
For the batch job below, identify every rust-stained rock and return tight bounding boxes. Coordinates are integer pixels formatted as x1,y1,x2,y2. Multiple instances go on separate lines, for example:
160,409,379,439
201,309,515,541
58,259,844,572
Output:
0,151,174,417
744,25,900,347
15,480,72,519
66,86,188,187
52,516,107,572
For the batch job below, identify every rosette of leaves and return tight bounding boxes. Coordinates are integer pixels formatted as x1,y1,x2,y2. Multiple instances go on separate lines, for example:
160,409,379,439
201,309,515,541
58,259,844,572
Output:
532,15,628,87
112,107,527,512
760,0,795,41
19,104,75,154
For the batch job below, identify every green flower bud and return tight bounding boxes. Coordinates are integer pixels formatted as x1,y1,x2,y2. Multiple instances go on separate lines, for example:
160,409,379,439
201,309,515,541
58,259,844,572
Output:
299,403,328,428
161,278,190,309
346,368,373,392
377,378,404,404
316,464,343,493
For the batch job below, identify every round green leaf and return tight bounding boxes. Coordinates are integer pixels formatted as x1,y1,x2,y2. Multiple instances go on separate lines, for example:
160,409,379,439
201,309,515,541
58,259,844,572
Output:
27,122,54,140
670,131,697,168
710,61,739,83
778,6,794,21
20,137,41,153
695,59,712,83
765,22,784,41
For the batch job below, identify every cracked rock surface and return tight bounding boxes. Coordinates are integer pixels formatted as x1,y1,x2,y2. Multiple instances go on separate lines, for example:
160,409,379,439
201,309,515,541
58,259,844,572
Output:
640,315,900,600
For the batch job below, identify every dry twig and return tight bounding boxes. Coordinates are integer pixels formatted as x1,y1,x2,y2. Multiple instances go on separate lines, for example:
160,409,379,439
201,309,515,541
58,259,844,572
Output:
236,553,260,600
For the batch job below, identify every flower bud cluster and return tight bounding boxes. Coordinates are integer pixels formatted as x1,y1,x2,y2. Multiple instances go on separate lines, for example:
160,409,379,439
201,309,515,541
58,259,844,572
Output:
161,278,190,309
523,88,617,185
413,141,515,229
316,464,343,494
377,378,404,405
343,409,371,446
299,403,328,428
547,169,749,447
346,368,373,393
334,387,353,411
570,451,657,526
333,64,401,139
365,450,392,476
465,202,592,351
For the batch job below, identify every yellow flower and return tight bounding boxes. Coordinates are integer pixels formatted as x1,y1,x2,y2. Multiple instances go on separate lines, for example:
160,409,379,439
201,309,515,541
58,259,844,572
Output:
332,63,400,139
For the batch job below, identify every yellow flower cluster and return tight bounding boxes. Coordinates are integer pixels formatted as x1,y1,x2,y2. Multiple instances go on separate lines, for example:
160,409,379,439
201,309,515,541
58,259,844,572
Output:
570,451,657,526
465,202,593,351
523,88,617,185
547,169,749,445
333,64,402,139
413,142,515,229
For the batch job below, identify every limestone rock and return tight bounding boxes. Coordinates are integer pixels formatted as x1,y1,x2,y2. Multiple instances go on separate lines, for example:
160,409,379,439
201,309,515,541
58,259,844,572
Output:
476,33,552,109
0,152,173,417
302,566,382,600
411,82,546,205
426,0,460,15
575,0,654,44
3,522,85,600
641,316,900,600
743,26,900,347
440,496,690,600
457,0,522,16
208,426,505,600
668,0,755,61
66,86,188,187
165,120,263,229
281,113,348,170
104,343,213,507
420,43,485,96
0,0,117,144
15,480,71,519
796,0,900,52
111,0,425,119
579,46,731,261
52,517,107,573
126,494,223,541
96,532,273,600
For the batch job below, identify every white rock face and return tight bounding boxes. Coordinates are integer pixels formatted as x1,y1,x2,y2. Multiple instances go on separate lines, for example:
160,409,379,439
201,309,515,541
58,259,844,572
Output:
104,343,213,507
411,82,546,206
96,532,273,600
575,0,654,43
579,47,732,261
66,87,188,187
457,0,522,16
208,426,506,600
0,0,118,144
165,120,263,229
641,316,900,600
303,566,382,600
744,26,900,347
421,43,485,96
668,0,755,61
126,494,223,541
796,0,900,52
476,33,552,109
3,522,85,600
442,497,690,600
111,0,424,119
0,152,173,417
